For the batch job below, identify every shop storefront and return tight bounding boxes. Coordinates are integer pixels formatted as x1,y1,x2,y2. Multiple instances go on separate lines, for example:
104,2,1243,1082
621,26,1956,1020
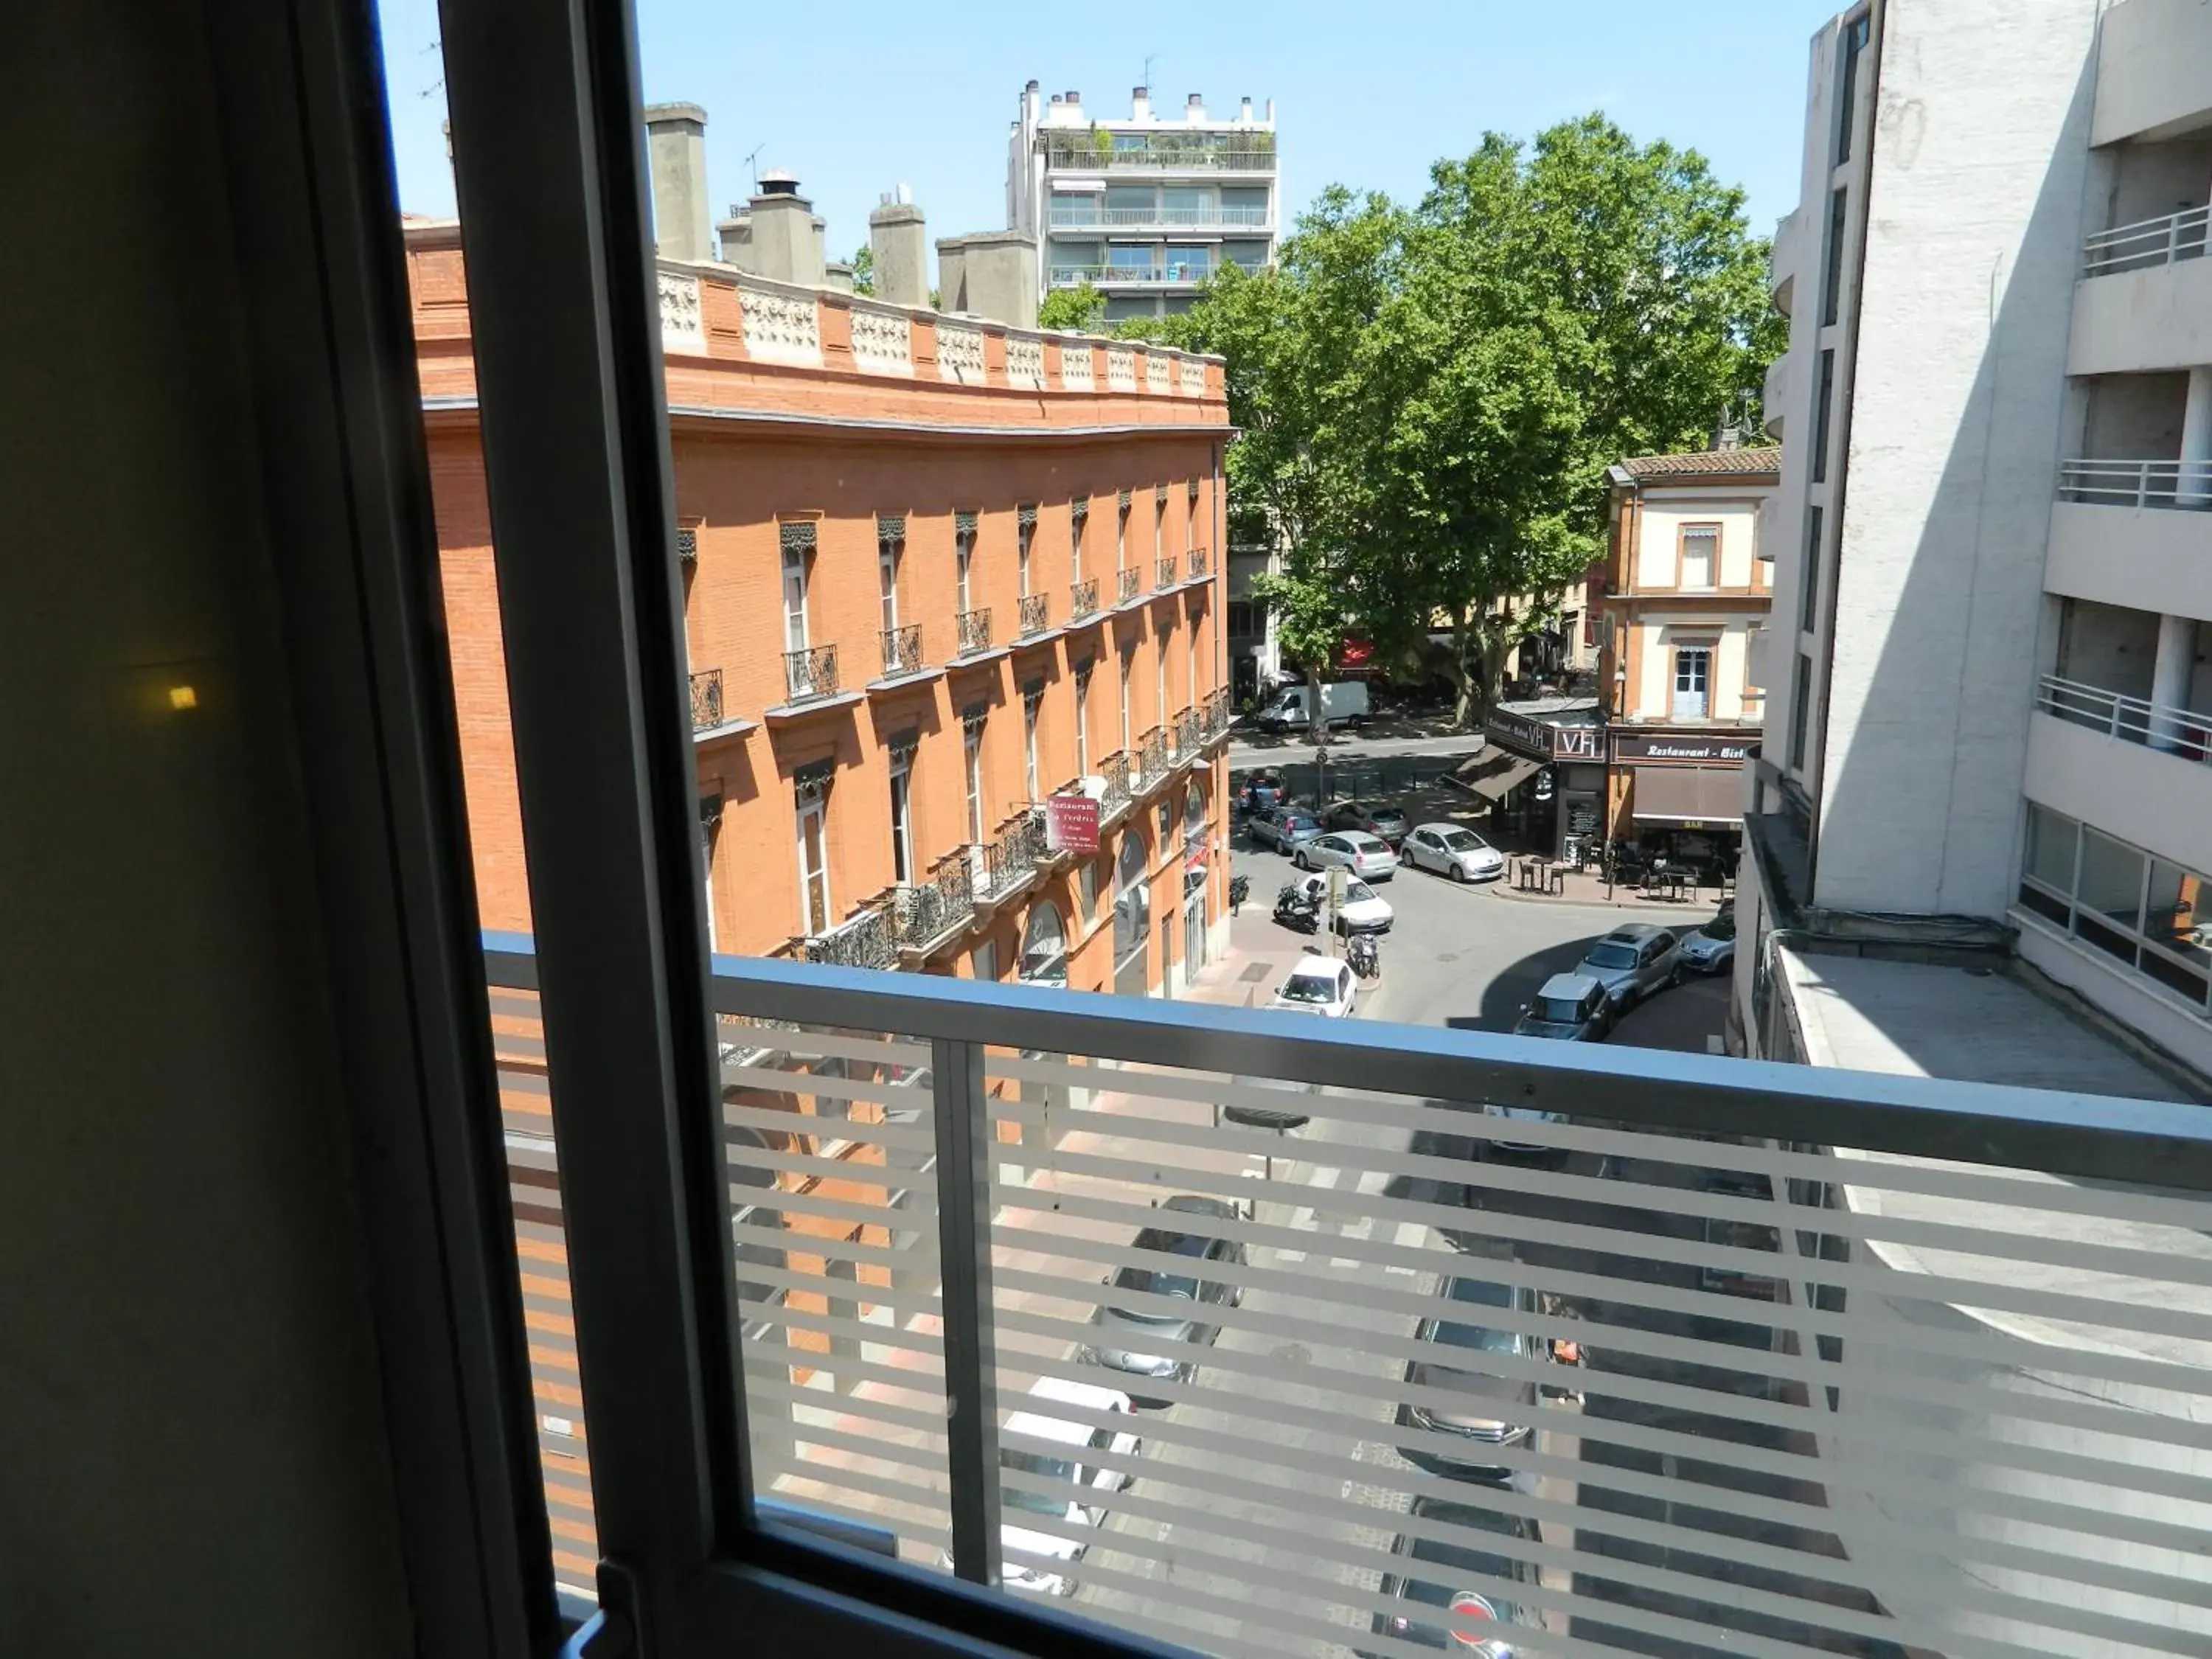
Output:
1469,701,1605,859
1606,728,1753,877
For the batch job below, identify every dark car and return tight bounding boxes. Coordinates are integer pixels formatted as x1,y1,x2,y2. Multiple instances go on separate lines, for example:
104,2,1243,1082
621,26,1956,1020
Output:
1248,806,1324,854
1399,1277,1543,1479
1359,1493,1544,1655
1087,1195,1247,1405
1325,799,1411,846
1220,1074,1321,1131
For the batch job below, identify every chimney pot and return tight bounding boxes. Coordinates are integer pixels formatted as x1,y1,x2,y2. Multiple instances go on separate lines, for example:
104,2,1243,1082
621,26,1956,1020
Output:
642,101,713,264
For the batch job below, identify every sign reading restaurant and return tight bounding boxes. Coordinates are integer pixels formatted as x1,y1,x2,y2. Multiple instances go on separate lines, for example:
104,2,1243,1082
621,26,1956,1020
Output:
1486,707,1604,762
1609,729,1753,766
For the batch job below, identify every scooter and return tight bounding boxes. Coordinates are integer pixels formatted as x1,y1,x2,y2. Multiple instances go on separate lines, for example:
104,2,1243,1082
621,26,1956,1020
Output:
1345,931,1380,981
1273,882,1321,933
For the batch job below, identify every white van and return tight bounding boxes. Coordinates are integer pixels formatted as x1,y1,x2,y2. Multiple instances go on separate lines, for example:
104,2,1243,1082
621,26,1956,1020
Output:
1253,680,1370,733
967,1375,1141,1595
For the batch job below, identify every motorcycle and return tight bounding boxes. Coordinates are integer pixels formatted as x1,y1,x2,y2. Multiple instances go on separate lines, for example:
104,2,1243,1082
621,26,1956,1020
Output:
1345,931,1380,981
1273,882,1321,933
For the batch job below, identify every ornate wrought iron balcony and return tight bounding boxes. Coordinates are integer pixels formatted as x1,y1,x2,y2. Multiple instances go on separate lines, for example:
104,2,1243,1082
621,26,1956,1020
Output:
1199,684,1231,745
1155,556,1178,592
1138,725,1169,787
782,643,839,703
1099,750,1133,818
880,623,923,679
955,607,992,655
1069,577,1099,621
1175,705,1202,760
892,852,974,954
981,811,1046,901
799,900,897,971
1017,593,1051,637
1186,545,1210,581
1116,567,1142,605
689,667,724,730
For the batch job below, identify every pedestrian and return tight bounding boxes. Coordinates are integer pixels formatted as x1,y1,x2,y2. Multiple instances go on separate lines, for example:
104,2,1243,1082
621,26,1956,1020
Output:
1546,1300,1585,1405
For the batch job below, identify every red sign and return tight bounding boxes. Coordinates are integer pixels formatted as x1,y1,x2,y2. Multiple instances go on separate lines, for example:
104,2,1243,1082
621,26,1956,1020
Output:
1045,793,1100,855
1447,1591,1498,1646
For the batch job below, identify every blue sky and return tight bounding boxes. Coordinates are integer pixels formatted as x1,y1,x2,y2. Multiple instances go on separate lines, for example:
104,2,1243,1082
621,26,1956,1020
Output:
378,0,1843,273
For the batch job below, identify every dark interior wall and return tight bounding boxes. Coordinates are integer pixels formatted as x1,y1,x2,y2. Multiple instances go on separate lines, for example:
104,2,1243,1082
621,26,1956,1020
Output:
0,3,414,1652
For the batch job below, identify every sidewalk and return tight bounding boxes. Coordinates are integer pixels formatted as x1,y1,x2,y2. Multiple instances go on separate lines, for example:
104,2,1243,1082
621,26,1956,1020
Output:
1487,861,1728,916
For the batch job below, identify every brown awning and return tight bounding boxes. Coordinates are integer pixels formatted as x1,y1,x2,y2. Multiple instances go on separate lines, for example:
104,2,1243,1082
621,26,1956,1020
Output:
1454,754,1540,804
1632,765,1744,825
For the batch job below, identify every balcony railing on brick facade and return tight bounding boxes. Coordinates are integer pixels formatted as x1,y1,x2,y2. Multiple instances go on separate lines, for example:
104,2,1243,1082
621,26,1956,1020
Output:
891,852,975,956
1099,750,1133,818
955,607,992,655
689,667,724,730
1186,545,1210,581
782,644,839,703
1068,577,1099,622
1116,567,1142,605
1155,557,1178,592
1138,725,1169,788
1199,685,1231,745
879,623,923,679
1174,705,1203,761
800,900,898,971
1017,593,1051,637
978,811,1046,902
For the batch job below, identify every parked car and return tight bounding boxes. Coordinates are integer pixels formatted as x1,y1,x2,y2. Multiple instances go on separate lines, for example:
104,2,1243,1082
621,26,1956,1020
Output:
1248,806,1324,855
1575,922,1682,1011
1290,870,1394,935
1220,1074,1321,1132
1268,954,1357,1018
1358,1493,1545,1656
1252,679,1371,732
1398,1276,1543,1479
1295,830,1399,881
1087,1195,1247,1404
1237,774,1285,817
1325,799,1411,846
1677,903,1738,975
953,1375,1140,1595
1697,1167,1781,1301
1401,822,1506,883
1512,972,1612,1043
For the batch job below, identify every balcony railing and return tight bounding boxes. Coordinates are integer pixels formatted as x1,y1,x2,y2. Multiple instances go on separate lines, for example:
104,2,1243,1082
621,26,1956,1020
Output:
1016,593,1051,637
1116,567,1142,605
1099,749,1132,818
2082,202,2210,277
2037,672,2212,760
1173,705,1202,761
1045,142,1278,173
1048,204,1272,229
978,810,1046,902
891,852,975,954
880,623,924,679
799,900,898,971
1186,545,1210,581
955,607,992,655
782,643,839,703
1199,684,1231,745
489,934,2212,1658
1155,556,1178,592
1047,262,1215,286
1068,577,1099,622
2058,456,2212,510
1138,723,1169,786
689,667,724,730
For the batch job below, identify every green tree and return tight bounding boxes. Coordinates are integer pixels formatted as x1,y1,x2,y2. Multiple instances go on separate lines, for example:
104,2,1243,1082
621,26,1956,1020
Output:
848,243,875,296
1037,280,1107,333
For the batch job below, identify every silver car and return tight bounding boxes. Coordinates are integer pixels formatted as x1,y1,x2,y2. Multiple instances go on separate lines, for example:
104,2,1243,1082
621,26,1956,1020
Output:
1088,1195,1246,1404
1295,830,1399,880
1397,1276,1543,1479
1400,821,1506,883
1575,922,1683,1011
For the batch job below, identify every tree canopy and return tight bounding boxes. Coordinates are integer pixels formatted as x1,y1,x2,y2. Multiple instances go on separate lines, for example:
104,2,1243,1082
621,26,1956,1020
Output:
1036,279,1107,333
1172,114,1782,725
847,243,875,296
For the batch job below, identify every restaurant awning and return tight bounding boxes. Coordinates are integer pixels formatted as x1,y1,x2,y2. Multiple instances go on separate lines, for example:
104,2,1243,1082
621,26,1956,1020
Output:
1632,765,1744,826
1454,754,1540,804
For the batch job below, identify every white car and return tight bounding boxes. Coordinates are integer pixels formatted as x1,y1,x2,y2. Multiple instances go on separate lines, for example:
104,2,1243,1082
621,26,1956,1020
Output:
1268,954,1358,1018
1291,871,1394,935
1401,822,1506,883
1294,830,1399,881
945,1376,1140,1595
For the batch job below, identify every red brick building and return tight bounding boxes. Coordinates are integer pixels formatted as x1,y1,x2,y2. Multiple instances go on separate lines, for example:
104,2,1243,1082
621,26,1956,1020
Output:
409,221,1235,999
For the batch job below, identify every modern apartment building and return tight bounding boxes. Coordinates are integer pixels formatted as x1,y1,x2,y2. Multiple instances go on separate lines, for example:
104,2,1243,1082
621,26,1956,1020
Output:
1006,82,1279,324
1742,0,2212,1082
1599,446,1778,867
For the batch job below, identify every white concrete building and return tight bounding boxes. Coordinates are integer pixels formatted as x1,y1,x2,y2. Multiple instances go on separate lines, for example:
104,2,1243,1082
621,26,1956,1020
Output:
1742,0,2212,1083
1005,83,1279,325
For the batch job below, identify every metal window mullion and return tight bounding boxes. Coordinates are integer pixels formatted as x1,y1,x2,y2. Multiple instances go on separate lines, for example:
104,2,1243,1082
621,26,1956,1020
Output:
437,0,740,1630
929,1037,1003,1585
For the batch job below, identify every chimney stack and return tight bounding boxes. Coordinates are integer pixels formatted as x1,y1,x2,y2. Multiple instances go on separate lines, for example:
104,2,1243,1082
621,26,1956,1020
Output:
1186,94,1205,123
642,102,712,263
1238,96,1253,124
1131,86,1150,122
869,193,929,307
743,172,824,286
934,232,1038,330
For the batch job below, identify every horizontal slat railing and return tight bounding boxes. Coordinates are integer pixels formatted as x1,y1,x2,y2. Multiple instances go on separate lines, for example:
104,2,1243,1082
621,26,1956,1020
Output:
2056,455,2212,510
486,936,2212,1659
2082,203,2211,277
2037,672,2212,762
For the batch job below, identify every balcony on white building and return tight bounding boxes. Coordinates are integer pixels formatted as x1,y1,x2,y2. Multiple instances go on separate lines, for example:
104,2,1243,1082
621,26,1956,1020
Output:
2028,676,2212,879
2090,0,2212,147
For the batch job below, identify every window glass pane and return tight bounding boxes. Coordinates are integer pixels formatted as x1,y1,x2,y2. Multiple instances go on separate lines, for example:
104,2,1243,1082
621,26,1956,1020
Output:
1801,507,1824,633
2144,860,2212,970
2021,804,2078,894
2078,828,2145,933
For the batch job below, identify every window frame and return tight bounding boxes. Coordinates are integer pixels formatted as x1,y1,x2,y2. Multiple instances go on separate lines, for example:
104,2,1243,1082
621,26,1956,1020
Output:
1674,521,1720,591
